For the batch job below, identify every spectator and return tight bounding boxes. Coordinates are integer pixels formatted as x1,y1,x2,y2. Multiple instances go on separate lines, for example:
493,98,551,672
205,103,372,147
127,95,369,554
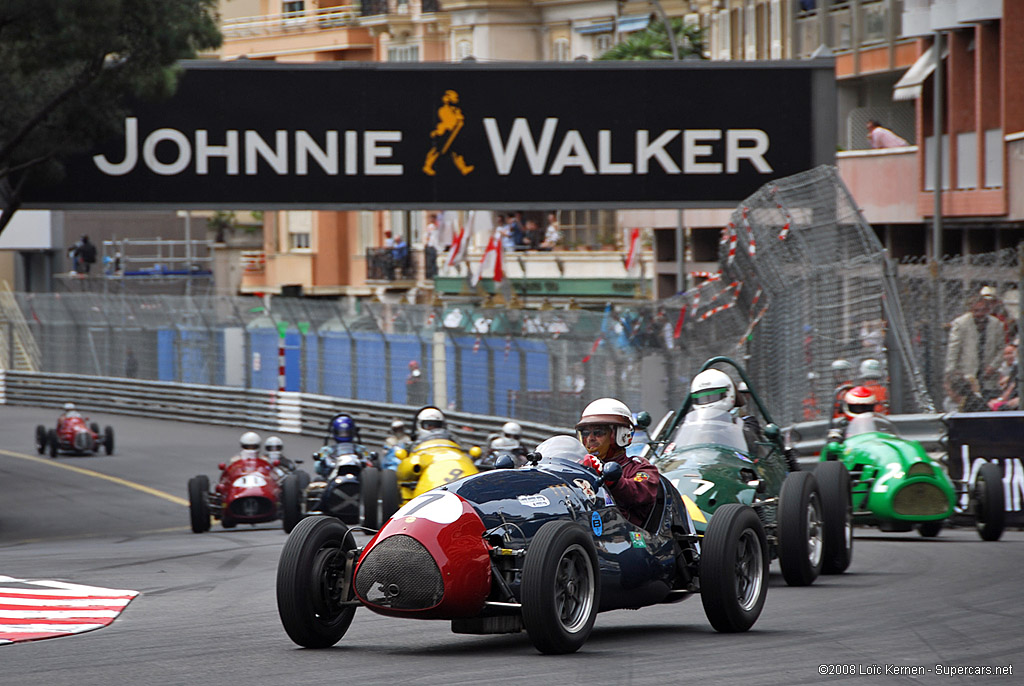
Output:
945,374,989,413
945,292,1004,402
383,230,394,248
508,211,527,250
988,343,1019,411
424,213,440,279
866,120,909,149
495,214,513,251
983,285,1017,343
539,212,561,250
524,219,543,250
74,235,97,274
391,234,409,279
406,360,428,405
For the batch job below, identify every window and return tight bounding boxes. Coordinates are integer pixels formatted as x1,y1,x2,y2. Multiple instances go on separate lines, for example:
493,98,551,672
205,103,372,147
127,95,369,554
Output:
387,44,420,62
553,38,570,62
559,209,616,249
284,210,312,252
283,1,304,15
595,33,614,54
358,211,375,252
456,40,472,60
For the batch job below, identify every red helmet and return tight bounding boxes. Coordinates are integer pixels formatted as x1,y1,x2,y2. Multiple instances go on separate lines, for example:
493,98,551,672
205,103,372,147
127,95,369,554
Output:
842,386,877,419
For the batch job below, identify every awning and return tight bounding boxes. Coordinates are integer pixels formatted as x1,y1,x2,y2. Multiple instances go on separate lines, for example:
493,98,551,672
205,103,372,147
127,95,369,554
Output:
892,45,947,102
575,15,649,35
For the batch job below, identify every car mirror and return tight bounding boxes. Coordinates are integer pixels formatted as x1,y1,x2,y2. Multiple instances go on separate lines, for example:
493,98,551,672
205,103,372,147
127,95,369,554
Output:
526,451,542,465
494,454,516,469
601,461,623,486
469,445,482,458
635,411,651,430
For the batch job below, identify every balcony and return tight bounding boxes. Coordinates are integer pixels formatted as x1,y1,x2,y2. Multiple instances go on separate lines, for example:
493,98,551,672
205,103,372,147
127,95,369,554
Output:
219,4,372,60
365,247,416,285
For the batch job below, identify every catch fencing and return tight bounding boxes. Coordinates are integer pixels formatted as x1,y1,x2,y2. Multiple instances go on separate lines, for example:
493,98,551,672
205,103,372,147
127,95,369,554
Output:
5,166,1021,427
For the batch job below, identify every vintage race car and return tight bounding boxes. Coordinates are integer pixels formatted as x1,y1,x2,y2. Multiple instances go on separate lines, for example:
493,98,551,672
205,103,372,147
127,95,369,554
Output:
281,442,385,533
819,389,1004,541
36,415,114,458
387,430,481,509
276,436,770,654
645,356,853,586
189,453,306,533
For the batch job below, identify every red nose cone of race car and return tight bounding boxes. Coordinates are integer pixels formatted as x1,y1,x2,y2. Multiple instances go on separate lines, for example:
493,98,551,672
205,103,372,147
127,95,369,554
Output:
221,458,279,521
353,491,490,620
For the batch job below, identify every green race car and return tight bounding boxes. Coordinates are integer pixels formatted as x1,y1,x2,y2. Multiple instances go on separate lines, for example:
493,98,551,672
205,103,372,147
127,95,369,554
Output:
820,389,1005,541
645,357,853,586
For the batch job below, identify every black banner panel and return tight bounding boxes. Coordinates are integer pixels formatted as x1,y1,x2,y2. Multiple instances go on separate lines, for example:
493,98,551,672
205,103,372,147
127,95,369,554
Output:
26,60,835,209
947,412,1024,524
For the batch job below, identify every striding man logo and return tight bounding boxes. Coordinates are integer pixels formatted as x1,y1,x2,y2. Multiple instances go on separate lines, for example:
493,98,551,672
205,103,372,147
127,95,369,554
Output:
423,89,474,176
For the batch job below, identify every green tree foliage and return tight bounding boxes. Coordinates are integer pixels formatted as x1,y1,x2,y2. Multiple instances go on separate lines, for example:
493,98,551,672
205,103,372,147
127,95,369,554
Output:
597,18,706,61
0,0,222,234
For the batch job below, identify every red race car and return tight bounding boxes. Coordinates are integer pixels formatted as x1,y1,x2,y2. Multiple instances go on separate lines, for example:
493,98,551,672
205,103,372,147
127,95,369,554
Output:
188,431,306,533
36,403,114,458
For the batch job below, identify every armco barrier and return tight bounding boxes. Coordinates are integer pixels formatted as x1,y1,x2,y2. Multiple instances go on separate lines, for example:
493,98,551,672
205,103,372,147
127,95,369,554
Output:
0,371,571,451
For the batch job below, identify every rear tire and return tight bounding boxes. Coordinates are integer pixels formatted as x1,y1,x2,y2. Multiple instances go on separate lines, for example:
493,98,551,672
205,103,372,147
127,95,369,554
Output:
360,467,380,529
521,520,599,654
699,503,768,633
188,475,211,533
277,516,357,648
35,425,47,454
815,461,853,574
379,469,401,523
103,426,114,455
47,430,58,458
973,462,1005,542
282,474,304,534
778,471,823,586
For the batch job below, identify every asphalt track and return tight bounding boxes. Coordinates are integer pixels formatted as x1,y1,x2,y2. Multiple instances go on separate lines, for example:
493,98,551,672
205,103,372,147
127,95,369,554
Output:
1,405,1021,686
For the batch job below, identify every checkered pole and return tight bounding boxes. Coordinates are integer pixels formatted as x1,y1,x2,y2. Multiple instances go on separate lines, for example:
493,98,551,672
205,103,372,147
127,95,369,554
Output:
278,334,286,393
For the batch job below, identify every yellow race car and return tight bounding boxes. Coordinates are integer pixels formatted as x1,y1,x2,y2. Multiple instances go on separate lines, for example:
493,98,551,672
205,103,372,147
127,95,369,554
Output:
391,433,482,503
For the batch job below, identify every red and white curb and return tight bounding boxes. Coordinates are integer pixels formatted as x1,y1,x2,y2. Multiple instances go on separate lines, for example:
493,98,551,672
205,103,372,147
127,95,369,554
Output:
0,576,138,644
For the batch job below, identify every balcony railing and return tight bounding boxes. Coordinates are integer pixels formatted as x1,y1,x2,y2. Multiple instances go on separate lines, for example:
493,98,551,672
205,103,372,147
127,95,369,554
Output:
222,5,359,39
366,247,415,281
360,0,437,18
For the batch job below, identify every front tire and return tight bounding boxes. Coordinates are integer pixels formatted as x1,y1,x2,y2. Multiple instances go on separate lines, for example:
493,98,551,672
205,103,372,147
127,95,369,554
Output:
360,467,380,529
35,425,46,454
917,520,943,537
277,515,357,648
188,475,211,533
699,503,768,633
778,470,823,586
815,461,853,574
520,520,599,654
47,429,58,458
282,474,304,534
379,469,401,523
103,426,114,455
972,462,1005,542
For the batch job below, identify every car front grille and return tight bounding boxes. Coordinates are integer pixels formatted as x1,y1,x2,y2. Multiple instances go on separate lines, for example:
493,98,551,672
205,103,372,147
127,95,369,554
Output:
892,482,948,516
355,534,444,610
228,496,272,518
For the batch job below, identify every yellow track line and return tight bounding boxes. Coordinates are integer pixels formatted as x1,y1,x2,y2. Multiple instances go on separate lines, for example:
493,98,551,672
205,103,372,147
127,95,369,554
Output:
0,449,188,507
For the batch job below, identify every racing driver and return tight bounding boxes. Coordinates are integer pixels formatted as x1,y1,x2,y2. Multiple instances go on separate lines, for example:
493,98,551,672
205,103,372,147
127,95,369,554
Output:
576,397,659,527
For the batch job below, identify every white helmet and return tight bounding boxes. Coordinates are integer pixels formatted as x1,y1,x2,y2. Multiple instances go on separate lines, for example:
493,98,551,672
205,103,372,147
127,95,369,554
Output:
64,402,76,412
690,369,736,412
240,431,261,450
415,407,446,434
264,436,284,455
859,358,883,380
831,359,854,373
501,421,522,441
390,419,408,435
576,398,634,448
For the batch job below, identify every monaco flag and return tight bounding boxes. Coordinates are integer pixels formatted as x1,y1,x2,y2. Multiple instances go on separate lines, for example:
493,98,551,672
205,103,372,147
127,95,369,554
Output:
0,576,138,644
624,227,641,274
471,232,504,287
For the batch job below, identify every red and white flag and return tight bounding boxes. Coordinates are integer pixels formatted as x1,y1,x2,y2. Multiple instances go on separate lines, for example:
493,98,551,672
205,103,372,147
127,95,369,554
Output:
624,228,641,274
445,222,469,270
0,576,138,644
471,232,503,287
